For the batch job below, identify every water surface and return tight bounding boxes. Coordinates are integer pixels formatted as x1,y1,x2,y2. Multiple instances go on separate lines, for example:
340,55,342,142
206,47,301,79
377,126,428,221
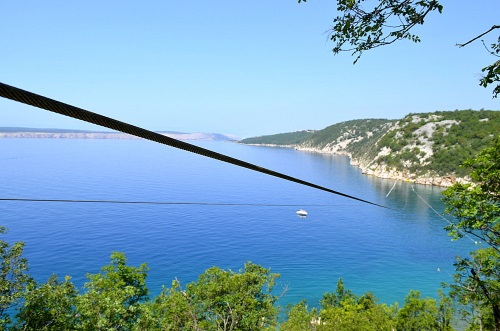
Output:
0,138,475,307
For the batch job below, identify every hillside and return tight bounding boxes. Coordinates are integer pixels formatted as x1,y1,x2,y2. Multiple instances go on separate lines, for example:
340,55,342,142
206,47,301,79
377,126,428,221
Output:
241,110,500,186
240,130,316,146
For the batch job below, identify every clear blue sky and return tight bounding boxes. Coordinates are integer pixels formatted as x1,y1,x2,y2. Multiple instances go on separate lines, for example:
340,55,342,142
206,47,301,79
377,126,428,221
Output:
1,0,498,138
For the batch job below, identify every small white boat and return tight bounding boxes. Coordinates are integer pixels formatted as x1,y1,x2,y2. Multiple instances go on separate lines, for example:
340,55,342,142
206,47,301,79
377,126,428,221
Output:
296,209,308,217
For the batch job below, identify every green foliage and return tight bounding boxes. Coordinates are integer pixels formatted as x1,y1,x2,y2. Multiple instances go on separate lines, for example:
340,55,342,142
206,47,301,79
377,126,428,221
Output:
284,278,397,331
395,290,451,331
15,275,78,330
240,131,315,146
280,279,455,331
280,300,317,331
425,110,499,175
0,227,33,329
0,243,280,331
0,230,470,330
306,119,393,150
437,290,455,331
300,0,443,63
449,249,500,331
135,281,197,330
442,137,500,330
132,262,280,331
75,252,149,331
319,277,357,310
186,262,279,331
376,110,500,176
480,35,500,98
442,136,500,246
318,290,396,331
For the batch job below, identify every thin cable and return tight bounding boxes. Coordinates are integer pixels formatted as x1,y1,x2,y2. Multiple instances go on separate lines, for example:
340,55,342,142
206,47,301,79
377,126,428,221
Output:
411,186,478,244
386,180,397,197
0,197,336,207
0,82,390,209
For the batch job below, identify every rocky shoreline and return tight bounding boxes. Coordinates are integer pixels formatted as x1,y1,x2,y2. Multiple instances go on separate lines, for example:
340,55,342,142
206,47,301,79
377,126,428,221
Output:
289,145,468,188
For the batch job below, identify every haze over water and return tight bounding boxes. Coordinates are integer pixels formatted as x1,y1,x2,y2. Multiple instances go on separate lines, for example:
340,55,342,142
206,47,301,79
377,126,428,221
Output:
1,138,475,308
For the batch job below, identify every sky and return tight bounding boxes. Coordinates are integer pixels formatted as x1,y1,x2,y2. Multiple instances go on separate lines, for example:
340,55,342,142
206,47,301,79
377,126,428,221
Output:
1,0,499,138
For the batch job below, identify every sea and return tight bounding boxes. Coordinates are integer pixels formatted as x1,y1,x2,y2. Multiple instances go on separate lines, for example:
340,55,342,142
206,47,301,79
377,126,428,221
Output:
0,138,476,309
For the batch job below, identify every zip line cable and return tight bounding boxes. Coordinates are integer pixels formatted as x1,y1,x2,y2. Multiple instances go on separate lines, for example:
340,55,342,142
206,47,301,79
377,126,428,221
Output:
411,185,478,245
0,198,337,207
0,82,390,209
385,180,398,198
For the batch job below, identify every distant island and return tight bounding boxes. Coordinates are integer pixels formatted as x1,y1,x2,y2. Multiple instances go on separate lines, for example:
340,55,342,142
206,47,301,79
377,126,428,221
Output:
0,127,239,142
241,109,500,187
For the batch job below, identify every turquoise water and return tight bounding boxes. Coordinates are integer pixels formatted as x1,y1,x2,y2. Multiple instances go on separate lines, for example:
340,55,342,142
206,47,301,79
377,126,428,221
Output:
0,138,475,308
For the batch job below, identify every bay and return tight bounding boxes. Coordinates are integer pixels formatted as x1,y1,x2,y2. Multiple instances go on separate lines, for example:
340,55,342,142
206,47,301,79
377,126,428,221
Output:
0,138,476,308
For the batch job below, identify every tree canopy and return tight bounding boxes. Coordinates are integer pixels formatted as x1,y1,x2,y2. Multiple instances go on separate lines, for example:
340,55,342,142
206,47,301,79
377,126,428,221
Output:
0,237,462,330
443,137,500,330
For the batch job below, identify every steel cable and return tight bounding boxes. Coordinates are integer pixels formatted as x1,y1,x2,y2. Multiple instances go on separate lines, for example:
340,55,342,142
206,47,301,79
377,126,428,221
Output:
0,82,389,209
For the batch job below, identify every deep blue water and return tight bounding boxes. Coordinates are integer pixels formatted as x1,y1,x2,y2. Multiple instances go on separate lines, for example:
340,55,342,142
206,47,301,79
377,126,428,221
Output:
1,138,475,308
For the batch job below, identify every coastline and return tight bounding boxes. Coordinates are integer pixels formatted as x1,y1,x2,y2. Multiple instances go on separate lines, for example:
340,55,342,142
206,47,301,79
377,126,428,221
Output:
295,145,469,187
244,143,468,188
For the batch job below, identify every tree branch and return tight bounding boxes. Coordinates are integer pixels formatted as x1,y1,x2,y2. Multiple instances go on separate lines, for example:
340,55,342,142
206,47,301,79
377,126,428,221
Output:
175,278,203,331
456,25,500,48
470,268,500,329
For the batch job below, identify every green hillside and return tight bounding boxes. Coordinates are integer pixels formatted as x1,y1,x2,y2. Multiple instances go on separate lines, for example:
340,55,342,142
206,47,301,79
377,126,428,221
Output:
376,110,500,176
242,110,500,180
240,130,315,146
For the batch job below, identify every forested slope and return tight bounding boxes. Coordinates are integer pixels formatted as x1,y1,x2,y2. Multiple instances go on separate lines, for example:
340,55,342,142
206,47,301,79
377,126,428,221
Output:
241,110,500,186
240,130,315,146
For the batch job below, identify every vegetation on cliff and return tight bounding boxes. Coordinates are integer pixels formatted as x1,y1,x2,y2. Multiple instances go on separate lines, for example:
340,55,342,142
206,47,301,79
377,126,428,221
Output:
442,137,500,330
241,110,500,182
240,130,315,146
